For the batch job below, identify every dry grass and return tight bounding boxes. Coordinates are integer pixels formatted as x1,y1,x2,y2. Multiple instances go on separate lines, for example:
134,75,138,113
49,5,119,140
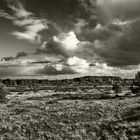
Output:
0,89,140,139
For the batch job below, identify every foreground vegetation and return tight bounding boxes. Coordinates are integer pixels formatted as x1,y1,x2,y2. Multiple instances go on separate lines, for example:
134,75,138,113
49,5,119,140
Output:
0,88,139,140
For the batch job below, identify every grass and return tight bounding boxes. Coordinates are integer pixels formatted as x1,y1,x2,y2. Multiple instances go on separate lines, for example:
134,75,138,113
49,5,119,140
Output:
0,88,140,139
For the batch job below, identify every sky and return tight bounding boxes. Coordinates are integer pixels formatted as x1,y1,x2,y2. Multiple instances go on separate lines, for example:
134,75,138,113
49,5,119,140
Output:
0,0,140,79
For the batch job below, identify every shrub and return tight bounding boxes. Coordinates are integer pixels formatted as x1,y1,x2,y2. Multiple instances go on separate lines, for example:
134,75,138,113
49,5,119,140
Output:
112,82,122,95
0,83,7,102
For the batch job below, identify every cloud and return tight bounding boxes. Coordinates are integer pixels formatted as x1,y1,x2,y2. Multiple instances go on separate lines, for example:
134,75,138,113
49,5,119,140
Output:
11,32,37,42
23,0,98,33
4,0,140,68
36,64,77,76
1,57,15,62
89,19,140,67
74,19,88,34
16,51,28,58
72,0,140,68
0,57,43,77
0,57,35,66
34,56,90,76
53,31,80,51
31,55,63,65
31,61,51,64
1,51,28,61
0,9,13,20
89,62,114,76
0,64,44,77
88,62,140,78
11,18,48,43
0,0,48,43
97,0,140,24
1,0,140,78
7,0,33,18
67,56,89,73
35,31,81,58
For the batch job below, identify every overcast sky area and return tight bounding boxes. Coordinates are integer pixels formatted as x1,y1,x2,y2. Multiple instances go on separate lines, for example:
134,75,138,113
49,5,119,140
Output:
0,0,140,79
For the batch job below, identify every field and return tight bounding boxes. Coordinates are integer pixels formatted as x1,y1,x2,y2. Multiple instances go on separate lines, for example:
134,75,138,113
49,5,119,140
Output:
0,87,140,139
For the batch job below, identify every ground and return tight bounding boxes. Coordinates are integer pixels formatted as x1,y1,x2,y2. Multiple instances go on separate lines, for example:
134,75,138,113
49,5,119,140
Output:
0,88,140,139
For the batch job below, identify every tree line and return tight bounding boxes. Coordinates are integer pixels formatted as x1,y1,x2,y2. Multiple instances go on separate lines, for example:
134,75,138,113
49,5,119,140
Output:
0,76,133,87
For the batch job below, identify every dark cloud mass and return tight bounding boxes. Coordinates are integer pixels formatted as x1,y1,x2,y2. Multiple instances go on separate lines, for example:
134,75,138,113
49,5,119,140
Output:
1,0,140,78
24,0,97,32
27,0,140,68
1,56,15,61
93,20,140,67
31,60,51,64
16,51,28,58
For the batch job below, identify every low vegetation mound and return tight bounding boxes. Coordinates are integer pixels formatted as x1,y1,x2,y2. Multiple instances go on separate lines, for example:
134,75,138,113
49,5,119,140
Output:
0,83,7,102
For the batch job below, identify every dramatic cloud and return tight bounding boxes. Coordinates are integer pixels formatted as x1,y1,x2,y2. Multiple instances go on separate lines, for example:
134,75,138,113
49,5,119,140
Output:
0,0,48,43
33,0,140,69
90,19,140,67
75,0,140,68
26,0,97,29
1,0,140,78
35,31,81,58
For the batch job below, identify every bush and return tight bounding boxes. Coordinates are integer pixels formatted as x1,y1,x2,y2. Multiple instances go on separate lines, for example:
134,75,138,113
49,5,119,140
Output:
112,82,122,95
0,83,7,102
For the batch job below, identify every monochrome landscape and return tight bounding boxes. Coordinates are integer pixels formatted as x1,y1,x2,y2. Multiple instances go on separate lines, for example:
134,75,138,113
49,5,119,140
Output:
0,0,140,139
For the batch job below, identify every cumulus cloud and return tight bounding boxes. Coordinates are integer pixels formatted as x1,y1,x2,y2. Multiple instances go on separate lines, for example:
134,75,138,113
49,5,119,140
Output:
53,31,80,51
35,31,81,58
67,56,89,73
